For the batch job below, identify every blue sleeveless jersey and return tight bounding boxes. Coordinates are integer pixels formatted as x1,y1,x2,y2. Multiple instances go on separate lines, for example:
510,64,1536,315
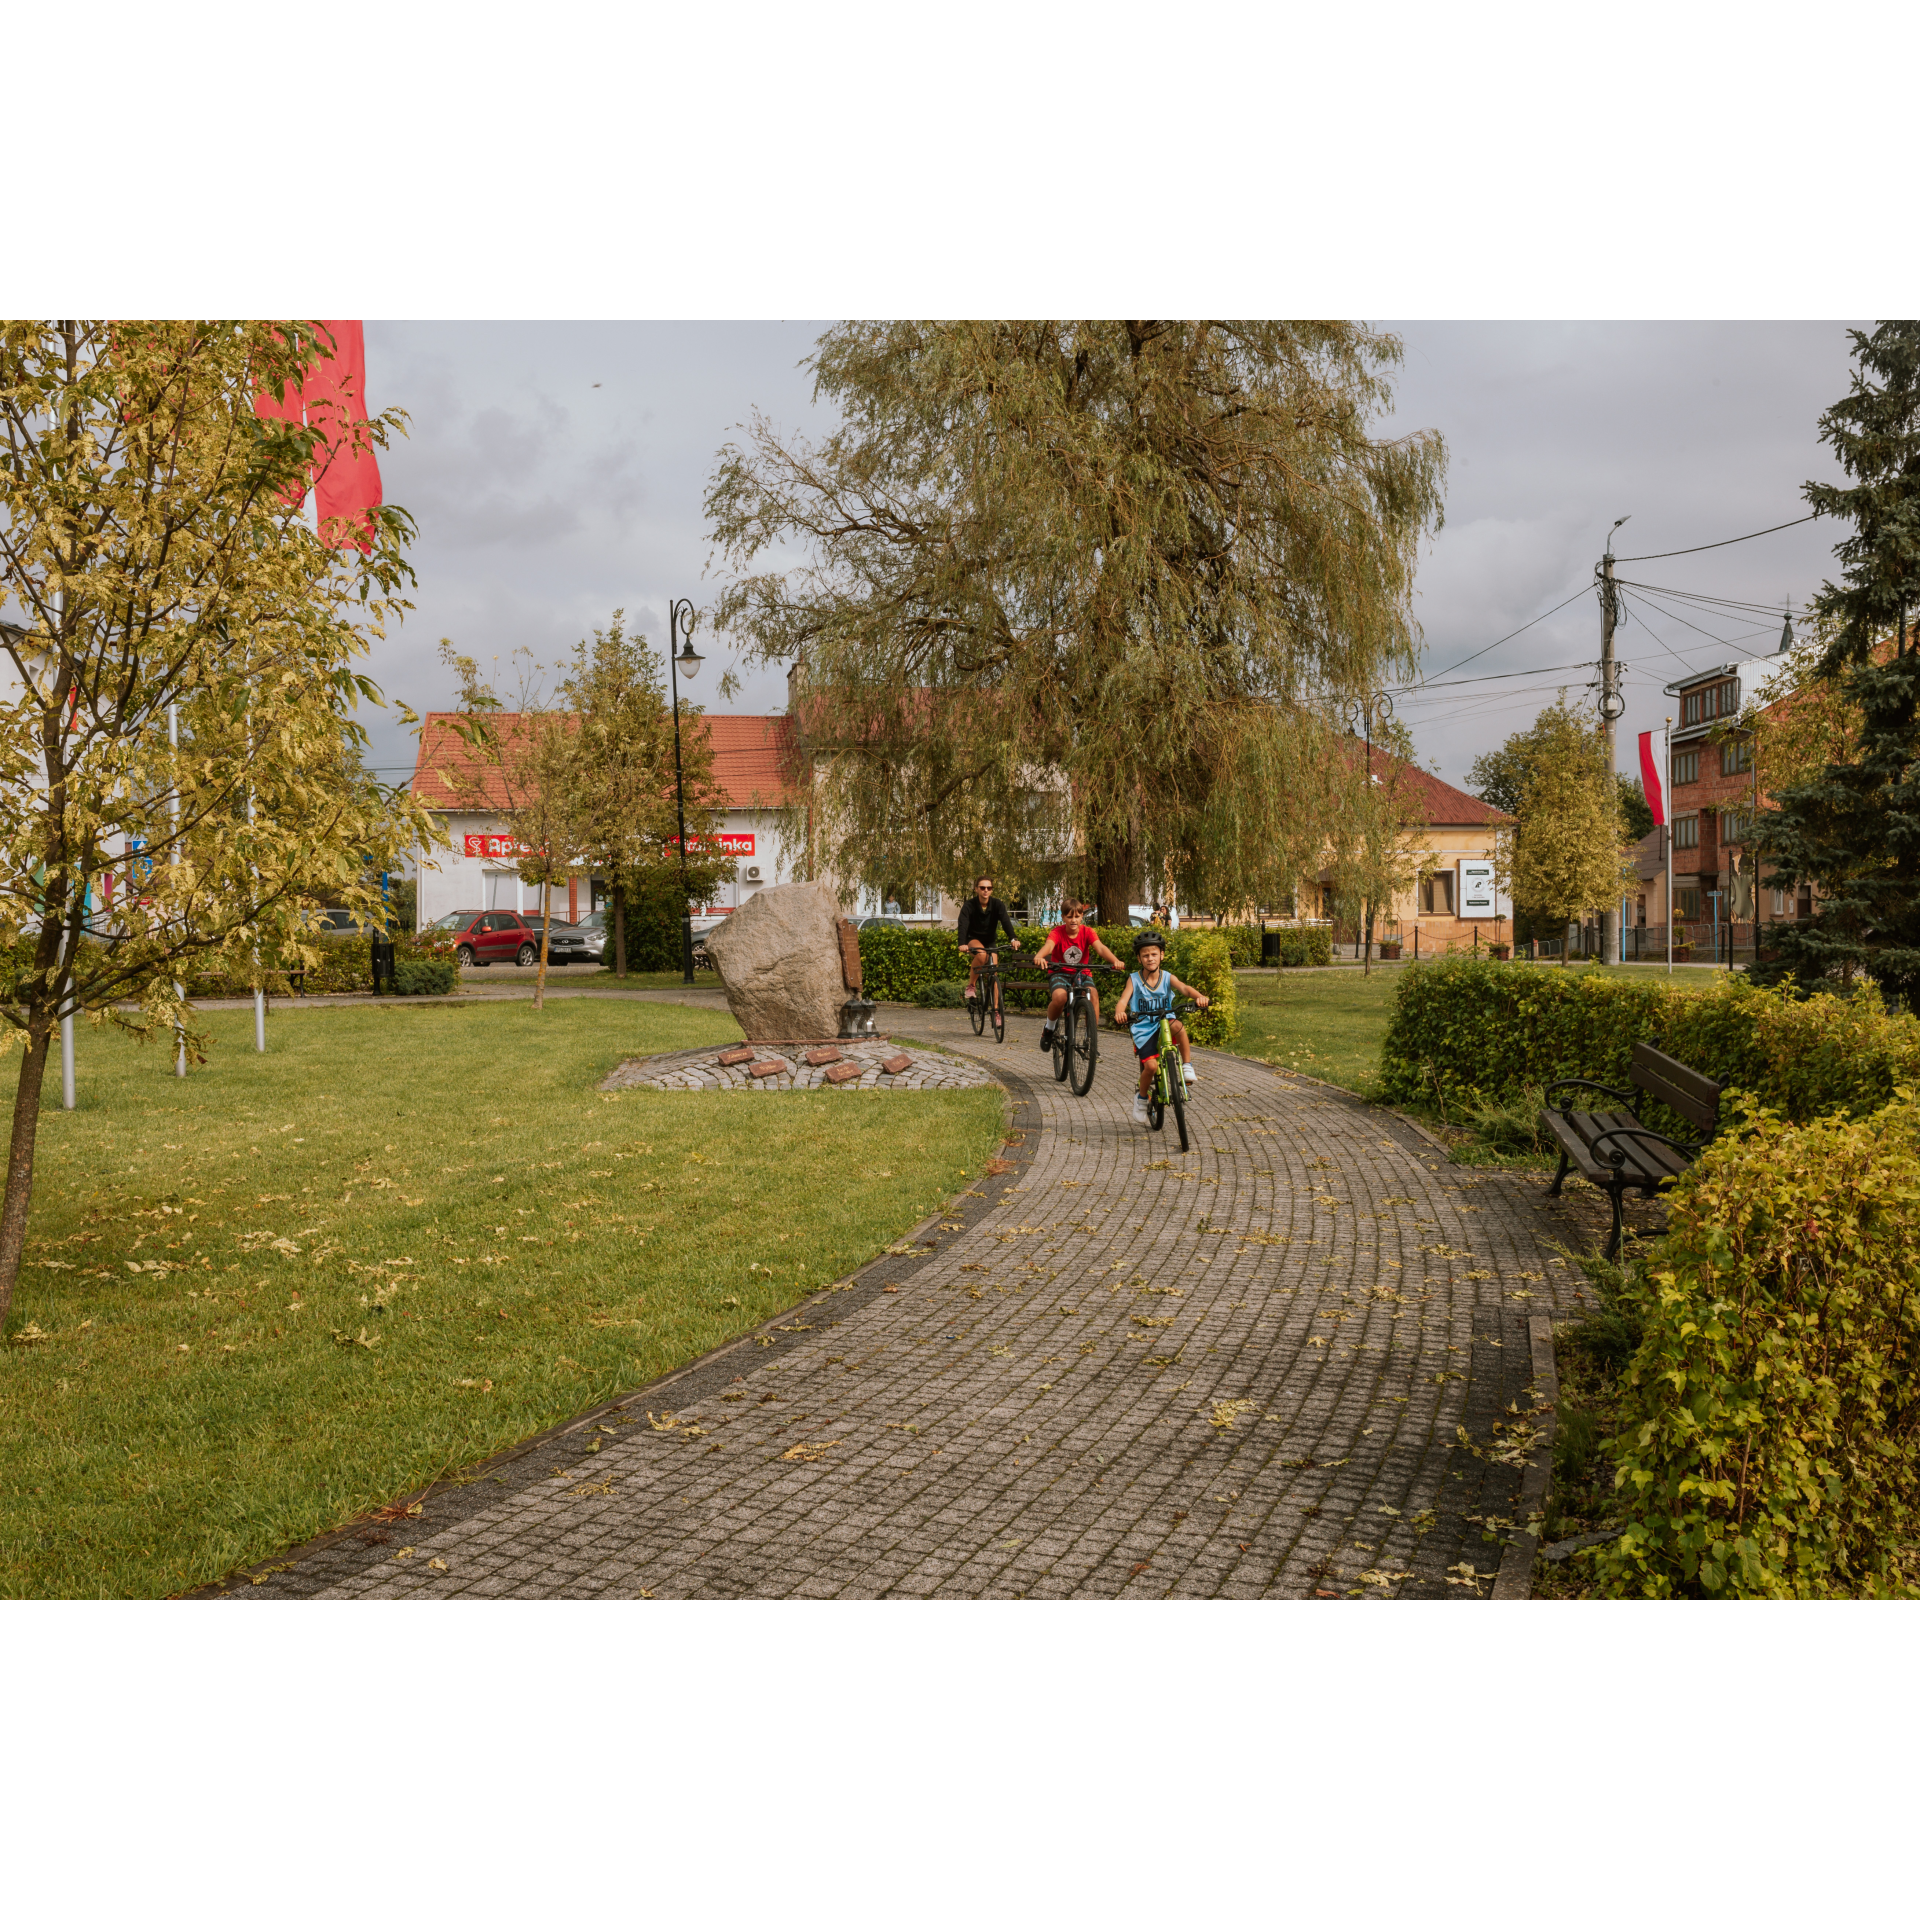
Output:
1128,970,1177,1047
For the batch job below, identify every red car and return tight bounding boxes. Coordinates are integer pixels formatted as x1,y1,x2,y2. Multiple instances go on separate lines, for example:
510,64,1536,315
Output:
428,910,543,969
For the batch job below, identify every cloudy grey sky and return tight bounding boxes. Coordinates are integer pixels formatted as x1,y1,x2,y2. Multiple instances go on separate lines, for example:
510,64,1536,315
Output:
356,320,1865,796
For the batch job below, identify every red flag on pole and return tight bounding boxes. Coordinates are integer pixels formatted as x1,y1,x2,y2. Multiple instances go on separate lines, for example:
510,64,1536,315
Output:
306,322,382,552
1638,730,1666,826
250,322,382,548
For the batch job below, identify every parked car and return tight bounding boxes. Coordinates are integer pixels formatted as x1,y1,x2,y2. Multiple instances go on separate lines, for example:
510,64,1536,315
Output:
427,909,542,969
315,907,379,943
542,910,607,967
859,916,910,931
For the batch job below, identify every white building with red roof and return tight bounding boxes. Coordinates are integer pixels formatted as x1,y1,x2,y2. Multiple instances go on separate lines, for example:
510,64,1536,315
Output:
407,711,802,929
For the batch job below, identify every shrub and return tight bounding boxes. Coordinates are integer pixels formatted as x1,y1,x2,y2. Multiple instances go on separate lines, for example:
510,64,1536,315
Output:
914,977,966,1009
1277,926,1333,967
392,959,457,996
1597,1093,1920,1598
859,925,971,1001
1380,958,1920,1128
1161,930,1237,1046
1217,924,1262,967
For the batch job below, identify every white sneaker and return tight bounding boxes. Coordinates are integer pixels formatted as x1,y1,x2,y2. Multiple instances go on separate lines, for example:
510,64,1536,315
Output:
1131,1095,1151,1126
1182,1063,1197,1085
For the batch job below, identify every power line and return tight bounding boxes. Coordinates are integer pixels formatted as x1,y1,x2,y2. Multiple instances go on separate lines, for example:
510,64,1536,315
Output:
1420,583,1593,679
1392,657,1598,694
1617,579,1810,618
1612,514,1815,562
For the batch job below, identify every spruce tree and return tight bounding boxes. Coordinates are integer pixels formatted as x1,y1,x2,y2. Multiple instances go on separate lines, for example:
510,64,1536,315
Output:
1756,322,1920,1003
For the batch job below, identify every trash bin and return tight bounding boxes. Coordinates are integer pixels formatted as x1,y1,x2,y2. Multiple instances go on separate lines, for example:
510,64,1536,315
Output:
370,933,397,995
1261,930,1281,966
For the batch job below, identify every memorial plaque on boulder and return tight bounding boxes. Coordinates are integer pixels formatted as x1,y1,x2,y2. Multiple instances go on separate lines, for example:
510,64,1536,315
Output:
703,882,853,1043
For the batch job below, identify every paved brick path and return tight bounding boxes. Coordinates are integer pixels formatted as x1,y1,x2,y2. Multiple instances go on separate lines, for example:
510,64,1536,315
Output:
234,1013,1585,1601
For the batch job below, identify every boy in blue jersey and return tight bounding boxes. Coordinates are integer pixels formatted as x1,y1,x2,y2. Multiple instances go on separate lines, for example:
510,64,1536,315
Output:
1112,931,1209,1127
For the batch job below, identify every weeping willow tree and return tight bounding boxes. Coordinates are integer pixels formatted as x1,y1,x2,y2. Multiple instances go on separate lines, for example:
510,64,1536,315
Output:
705,321,1447,922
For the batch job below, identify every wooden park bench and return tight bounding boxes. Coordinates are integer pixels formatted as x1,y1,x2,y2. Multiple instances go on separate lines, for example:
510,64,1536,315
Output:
1541,1043,1724,1259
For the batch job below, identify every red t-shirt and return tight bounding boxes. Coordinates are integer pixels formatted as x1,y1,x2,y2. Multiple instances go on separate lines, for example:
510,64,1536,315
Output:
1046,924,1098,970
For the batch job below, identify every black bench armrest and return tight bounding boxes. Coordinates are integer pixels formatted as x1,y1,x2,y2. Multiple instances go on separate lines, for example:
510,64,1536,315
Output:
1543,1077,1640,1114
1586,1124,1695,1172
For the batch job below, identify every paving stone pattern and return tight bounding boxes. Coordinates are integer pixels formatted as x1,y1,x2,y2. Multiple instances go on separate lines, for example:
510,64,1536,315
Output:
602,1039,993,1094
239,1014,1584,1602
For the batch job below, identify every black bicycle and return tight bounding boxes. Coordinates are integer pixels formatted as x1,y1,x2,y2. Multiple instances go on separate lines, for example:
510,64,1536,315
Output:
1049,965,1099,1096
968,946,1007,1044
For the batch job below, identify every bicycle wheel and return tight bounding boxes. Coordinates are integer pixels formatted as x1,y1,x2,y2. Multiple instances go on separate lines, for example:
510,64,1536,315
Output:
1169,1059,1189,1151
969,971,987,1036
1068,994,1097,1096
1147,1076,1166,1131
990,969,1005,1043
1053,999,1072,1082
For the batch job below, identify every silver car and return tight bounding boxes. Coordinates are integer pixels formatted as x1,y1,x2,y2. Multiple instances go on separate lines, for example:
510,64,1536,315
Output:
541,910,608,966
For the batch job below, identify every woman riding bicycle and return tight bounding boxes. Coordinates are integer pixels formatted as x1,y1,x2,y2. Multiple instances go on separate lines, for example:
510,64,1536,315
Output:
1113,930,1210,1127
956,875,1021,1001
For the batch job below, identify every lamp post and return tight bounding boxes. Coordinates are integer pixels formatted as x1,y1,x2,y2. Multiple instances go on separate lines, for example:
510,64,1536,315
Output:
666,598,704,986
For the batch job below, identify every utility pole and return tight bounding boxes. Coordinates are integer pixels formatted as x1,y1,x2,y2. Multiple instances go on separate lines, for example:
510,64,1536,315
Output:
1597,518,1629,964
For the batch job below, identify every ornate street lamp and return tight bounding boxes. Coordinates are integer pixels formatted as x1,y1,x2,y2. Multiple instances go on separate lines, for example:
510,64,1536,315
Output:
667,598,704,985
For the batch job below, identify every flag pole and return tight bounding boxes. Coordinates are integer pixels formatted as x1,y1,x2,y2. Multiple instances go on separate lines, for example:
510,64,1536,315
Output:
1665,719,1673,976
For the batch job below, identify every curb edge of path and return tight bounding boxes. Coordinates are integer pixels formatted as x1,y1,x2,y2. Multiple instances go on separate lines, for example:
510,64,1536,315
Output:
1492,1315,1560,1600
186,1065,1040,1599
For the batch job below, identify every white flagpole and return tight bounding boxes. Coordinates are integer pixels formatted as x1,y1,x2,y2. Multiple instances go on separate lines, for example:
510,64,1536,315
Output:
1665,719,1673,975
171,701,186,1075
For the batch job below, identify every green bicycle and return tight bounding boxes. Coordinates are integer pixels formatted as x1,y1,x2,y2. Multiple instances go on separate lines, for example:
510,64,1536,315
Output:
1142,999,1195,1152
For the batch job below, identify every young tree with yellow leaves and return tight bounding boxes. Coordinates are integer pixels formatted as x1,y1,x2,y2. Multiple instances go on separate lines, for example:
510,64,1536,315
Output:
1493,695,1634,962
0,321,432,1330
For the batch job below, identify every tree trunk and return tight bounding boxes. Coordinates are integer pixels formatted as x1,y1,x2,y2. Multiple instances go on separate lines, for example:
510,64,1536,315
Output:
614,886,627,978
534,879,552,1010
0,1016,56,1331
1093,835,1137,929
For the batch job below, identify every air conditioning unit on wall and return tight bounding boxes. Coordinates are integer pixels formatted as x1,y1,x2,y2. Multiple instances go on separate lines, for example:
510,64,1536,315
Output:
745,865,762,881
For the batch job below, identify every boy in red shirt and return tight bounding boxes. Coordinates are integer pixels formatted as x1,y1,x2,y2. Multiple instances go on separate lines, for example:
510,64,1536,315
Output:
1031,902,1123,1053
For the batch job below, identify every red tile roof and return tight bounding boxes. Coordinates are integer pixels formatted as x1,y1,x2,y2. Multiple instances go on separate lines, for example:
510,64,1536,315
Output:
1347,741,1511,826
411,712,797,813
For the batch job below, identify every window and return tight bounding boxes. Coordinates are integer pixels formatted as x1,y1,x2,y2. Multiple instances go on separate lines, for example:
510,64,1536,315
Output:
1672,750,1700,785
1721,809,1748,845
1681,680,1742,727
1675,886,1702,920
1771,888,1788,917
1722,738,1754,775
1673,816,1700,849
1420,871,1454,915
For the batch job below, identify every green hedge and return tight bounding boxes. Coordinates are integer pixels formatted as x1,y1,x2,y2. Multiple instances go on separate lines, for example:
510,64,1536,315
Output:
1380,958,1920,1127
858,925,973,1001
1598,1092,1920,1598
857,922,1239,1045
1271,926,1332,968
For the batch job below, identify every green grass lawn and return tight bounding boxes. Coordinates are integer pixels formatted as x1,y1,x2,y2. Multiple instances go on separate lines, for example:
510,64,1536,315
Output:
0,998,1004,1598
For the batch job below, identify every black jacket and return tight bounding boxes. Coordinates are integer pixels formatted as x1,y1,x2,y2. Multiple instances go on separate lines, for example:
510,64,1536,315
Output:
957,896,1019,947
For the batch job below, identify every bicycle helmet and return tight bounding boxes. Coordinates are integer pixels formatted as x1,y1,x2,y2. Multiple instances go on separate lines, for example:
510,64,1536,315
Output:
1133,930,1166,958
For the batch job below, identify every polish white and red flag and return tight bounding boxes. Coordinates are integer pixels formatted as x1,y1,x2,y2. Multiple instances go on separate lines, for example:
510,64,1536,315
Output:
1638,730,1666,826
252,321,382,551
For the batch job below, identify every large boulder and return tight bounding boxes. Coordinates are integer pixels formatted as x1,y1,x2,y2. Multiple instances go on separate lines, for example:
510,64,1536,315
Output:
704,882,854,1042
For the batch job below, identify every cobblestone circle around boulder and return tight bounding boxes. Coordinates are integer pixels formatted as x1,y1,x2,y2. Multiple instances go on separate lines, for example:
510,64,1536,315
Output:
601,1040,993,1093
